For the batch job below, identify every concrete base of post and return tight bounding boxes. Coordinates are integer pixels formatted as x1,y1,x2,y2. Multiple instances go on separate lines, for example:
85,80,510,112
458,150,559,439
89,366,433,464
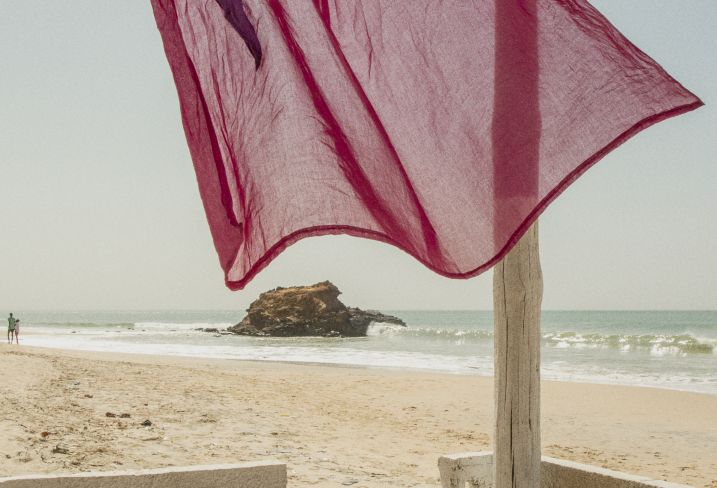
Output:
438,452,691,488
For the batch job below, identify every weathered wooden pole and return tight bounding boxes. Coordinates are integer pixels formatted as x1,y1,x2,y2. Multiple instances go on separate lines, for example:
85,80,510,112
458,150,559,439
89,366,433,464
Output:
492,0,542,486
493,223,542,487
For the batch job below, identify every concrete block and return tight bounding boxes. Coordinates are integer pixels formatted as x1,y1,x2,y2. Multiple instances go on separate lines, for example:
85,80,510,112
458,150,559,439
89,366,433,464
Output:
438,452,692,488
0,461,287,488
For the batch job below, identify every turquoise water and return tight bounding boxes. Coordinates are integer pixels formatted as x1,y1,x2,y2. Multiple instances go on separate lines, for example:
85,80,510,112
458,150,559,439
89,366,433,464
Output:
7,310,717,395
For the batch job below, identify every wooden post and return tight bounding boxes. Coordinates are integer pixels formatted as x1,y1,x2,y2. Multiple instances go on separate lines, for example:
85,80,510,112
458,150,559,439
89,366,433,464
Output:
492,0,542,483
493,222,542,488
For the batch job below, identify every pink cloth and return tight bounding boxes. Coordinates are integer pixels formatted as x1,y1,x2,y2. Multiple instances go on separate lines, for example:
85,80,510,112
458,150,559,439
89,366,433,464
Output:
151,0,701,290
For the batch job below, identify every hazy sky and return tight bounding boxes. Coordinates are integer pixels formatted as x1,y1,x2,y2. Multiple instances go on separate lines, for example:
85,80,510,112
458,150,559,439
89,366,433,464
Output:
1,1,716,311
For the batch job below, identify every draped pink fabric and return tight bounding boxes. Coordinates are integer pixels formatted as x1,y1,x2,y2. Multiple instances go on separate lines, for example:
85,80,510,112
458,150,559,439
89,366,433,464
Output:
151,0,701,290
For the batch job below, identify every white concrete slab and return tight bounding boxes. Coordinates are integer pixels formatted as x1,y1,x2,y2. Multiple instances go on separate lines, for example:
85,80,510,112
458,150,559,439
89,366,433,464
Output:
0,461,287,488
438,452,692,488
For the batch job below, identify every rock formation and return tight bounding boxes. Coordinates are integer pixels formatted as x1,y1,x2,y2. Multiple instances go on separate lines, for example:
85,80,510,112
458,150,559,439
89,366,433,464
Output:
227,281,405,337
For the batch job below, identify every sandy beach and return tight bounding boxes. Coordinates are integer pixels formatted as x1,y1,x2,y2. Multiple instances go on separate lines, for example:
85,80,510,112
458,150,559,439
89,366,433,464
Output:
0,345,715,487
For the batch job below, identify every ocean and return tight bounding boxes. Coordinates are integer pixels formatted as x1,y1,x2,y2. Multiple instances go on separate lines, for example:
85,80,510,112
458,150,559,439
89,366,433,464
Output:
8,310,717,396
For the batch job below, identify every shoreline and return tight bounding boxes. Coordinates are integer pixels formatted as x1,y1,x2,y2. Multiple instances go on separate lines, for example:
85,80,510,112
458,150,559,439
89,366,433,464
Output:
12,341,717,398
1,345,716,487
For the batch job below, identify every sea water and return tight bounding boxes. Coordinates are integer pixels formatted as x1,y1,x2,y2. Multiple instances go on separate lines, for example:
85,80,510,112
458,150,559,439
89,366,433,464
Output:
8,310,717,396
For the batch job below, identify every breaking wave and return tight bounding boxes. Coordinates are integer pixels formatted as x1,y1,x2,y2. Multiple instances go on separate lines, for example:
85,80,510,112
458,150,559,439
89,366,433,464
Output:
542,331,715,354
367,324,715,354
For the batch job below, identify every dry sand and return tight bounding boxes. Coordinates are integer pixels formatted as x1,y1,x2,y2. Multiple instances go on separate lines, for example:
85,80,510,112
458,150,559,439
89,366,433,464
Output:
0,345,715,487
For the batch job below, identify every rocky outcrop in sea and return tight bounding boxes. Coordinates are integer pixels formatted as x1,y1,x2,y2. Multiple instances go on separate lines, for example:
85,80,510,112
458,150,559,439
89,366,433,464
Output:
227,281,405,337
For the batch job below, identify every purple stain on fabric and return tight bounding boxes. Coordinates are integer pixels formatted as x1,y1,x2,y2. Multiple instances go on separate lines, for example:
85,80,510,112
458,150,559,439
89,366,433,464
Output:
215,0,262,69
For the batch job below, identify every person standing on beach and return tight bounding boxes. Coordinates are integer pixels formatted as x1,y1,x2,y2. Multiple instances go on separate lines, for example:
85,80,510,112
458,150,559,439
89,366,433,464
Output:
12,319,20,344
7,313,17,344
